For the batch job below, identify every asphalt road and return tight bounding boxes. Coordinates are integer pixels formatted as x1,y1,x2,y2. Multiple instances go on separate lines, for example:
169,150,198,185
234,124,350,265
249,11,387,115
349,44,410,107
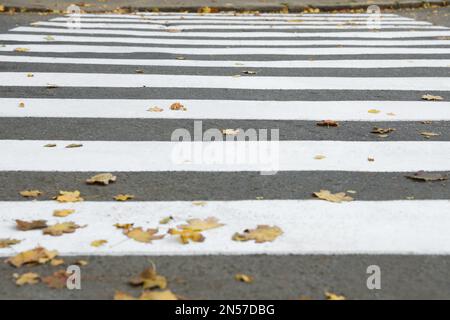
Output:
0,8,449,300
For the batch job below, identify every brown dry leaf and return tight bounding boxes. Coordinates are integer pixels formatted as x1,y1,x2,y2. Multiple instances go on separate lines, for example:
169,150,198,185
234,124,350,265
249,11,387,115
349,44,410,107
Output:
50,258,65,266
0,5,4,12
55,190,84,203
198,6,212,13
135,69,144,74
19,190,42,198
124,227,164,243
235,273,254,283
314,155,326,160
422,94,443,101
232,225,283,243
129,267,167,290
313,190,354,203
170,102,187,111
18,102,25,108
179,217,224,232
16,219,48,231
368,157,375,162
221,129,240,136
6,247,58,268
53,209,75,217
420,131,440,138
368,109,381,114
44,143,57,148
148,106,164,112
371,127,396,135
114,223,134,230
65,143,83,148
14,47,30,52
139,290,178,300
168,228,205,244
114,194,135,201
86,173,117,185
325,291,346,300
43,222,84,236
406,171,448,182
316,120,339,127
91,239,107,247
14,272,40,286
46,84,59,89
42,270,69,289
0,238,21,249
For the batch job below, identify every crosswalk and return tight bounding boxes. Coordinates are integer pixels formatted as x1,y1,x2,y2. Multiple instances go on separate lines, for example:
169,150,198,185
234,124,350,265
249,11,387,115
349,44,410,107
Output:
0,11,449,261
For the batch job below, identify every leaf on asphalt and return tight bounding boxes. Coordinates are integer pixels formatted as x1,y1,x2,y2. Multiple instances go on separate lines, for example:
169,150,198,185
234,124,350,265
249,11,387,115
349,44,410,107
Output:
170,102,187,111
50,258,65,266
114,291,136,300
325,291,346,300
114,223,134,230
65,143,83,148
14,272,40,286
0,238,21,249
43,222,84,236
91,239,107,247
232,225,283,243
114,290,178,300
422,94,443,101
53,209,75,217
316,120,339,127
75,260,89,266
6,247,58,268
420,131,440,138
371,127,396,135
16,219,48,231
55,190,84,202
313,190,354,203
235,273,254,283
19,190,42,198
124,227,165,243
159,216,174,225
179,217,225,232
221,129,240,136
14,47,30,52
46,84,59,89
114,194,135,201
129,267,167,290
242,70,257,75
135,69,144,74
367,109,380,114
42,270,69,289
86,173,117,185
148,106,164,112
168,228,205,244
406,171,448,182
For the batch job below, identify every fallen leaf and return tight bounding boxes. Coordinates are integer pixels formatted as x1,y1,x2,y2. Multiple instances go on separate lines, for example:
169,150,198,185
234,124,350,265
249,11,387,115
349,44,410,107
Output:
325,291,346,300
129,267,167,290
44,143,57,148
114,291,136,300
65,143,83,148
242,70,257,75
6,247,58,268
221,129,240,136
420,131,440,138
0,238,21,249
53,209,75,217
168,228,205,244
14,47,30,52
124,227,164,243
198,6,212,13
135,69,144,74
159,216,173,224
91,240,107,247
46,84,59,89
313,190,354,203
170,102,187,111
86,173,117,185
317,120,339,127
16,219,48,231
371,127,396,135
19,190,42,198
179,217,224,232
139,290,178,300
422,94,443,101
50,258,65,266
232,225,283,243
14,273,40,286
18,102,25,108
44,35,55,41
368,157,375,162
42,270,69,289
235,273,254,283
406,171,448,182
114,194,135,201
314,155,326,160
192,201,207,206
368,109,381,114
43,222,84,236
75,260,88,266
148,106,164,112
114,223,134,230
55,190,84,203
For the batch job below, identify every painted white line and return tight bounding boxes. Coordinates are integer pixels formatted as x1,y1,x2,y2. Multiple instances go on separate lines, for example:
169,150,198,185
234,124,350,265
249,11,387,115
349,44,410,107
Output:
3,99,450,121
31,21,447,30
0,200,449,256
12,26,450,38
4,44,450,55
4,34,450,46
132,13,402,17
1,55,449,69
0,140,448,172
1,73,449,91
50,17,432,25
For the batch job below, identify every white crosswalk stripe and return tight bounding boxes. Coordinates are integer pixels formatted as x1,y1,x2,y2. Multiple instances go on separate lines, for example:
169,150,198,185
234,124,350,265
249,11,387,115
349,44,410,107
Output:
0,12,449,259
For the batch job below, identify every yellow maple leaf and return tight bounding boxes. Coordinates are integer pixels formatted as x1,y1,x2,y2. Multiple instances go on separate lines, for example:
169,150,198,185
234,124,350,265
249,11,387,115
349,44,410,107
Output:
14,272,40,286
114,223,134,230
50,258,65,266
368,109,381,114
179,217,224,232
232,225,283,243
6,247,58,268
129,267,167,290
43,222,84,236
168,228,205,244
313,190,354,203
114,194,135,201
0,238,21,249
86,173,117,185
124,227,164,243
139,290,178,300
91,240,107,247
16,219,47,231
19,190,42,198
14,47,30,52
325,291,346,300
235,273,254,283
55,190,84,203
53,209,75,217
114,291,136,300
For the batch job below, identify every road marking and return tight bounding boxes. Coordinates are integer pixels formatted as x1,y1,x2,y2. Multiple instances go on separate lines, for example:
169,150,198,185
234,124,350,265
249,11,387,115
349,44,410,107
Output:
0,200,449,256
3,99,450,121
1,73,449,91
0,140,448,172
1,55,449,68
12,26,450,38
